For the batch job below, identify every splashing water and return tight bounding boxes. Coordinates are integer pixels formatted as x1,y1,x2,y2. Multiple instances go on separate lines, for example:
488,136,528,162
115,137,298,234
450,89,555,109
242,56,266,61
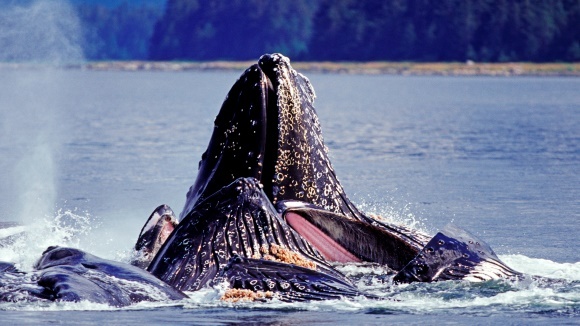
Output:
357,197,429,234
0,208,95,270
0,0,87,243
502,255,580,281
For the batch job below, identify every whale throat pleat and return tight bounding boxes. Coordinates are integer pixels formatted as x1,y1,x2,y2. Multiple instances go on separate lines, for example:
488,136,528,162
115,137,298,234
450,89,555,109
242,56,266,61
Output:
148,178,333,292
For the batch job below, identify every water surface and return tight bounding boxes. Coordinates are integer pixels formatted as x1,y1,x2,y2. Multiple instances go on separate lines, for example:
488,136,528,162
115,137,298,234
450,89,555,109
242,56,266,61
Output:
0,69,578,323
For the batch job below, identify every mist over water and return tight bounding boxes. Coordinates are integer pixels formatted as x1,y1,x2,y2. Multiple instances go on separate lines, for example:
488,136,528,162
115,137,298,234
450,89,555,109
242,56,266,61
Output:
0,0,86,252
0,0,84,64
14,133,57,222
1,72,60,227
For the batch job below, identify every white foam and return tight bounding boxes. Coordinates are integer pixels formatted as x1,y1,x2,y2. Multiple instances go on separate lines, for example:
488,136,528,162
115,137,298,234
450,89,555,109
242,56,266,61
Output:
0,226,26,238
500,254,580,281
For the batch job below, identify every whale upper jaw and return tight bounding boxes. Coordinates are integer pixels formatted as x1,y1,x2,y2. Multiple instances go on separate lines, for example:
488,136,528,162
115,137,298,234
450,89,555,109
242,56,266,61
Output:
179,53,362,221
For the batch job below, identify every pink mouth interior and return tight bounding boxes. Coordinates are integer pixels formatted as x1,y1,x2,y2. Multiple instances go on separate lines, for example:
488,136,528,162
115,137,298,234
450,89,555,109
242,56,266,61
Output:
285,212,361,263
159,217,176,244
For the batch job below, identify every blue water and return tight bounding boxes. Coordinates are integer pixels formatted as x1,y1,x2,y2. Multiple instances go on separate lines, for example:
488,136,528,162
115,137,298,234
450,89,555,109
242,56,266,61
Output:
0,68,579,324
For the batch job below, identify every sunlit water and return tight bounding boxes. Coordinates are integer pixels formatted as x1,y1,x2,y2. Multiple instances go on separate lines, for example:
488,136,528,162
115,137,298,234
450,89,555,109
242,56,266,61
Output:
0,69,578,324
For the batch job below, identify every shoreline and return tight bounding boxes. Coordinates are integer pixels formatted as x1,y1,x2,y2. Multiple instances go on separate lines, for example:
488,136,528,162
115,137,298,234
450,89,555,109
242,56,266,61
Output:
1,61,578,76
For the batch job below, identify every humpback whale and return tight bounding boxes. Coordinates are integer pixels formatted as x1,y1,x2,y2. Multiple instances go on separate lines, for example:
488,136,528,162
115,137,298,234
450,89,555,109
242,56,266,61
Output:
0,246,186,306
140,53,520,299
131,204,178,269
0,53,520,306
177,53,430,270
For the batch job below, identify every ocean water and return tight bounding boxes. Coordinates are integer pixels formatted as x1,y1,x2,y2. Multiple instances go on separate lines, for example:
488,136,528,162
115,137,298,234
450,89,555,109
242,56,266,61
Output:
0,68,578,324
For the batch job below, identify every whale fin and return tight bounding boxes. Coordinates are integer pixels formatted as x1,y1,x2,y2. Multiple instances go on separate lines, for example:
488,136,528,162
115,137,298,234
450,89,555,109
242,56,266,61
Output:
394,224,521,283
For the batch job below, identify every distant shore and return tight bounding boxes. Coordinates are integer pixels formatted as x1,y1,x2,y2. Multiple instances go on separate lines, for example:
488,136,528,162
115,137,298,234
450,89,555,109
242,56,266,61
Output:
2,61,578,76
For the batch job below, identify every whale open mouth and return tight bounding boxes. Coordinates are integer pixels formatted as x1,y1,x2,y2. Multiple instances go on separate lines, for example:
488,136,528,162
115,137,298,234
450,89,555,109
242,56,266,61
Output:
284,211,361,263
147,177,363,300
278,200,427,269
0,53,525,306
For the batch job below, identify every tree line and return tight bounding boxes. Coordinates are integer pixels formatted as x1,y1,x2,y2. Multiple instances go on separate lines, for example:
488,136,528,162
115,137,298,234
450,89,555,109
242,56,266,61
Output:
77,2,163,60
79,0,579,62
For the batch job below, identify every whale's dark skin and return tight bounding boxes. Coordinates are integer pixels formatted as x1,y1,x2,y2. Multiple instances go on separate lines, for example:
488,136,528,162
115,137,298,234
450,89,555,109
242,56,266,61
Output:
0,246,186,306
223,254,364,302
142,53,429,297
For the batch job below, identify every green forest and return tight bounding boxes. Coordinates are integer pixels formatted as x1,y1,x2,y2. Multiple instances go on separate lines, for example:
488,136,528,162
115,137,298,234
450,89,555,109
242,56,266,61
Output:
77,2,163,60
149,0,580,62
8,0,580,62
